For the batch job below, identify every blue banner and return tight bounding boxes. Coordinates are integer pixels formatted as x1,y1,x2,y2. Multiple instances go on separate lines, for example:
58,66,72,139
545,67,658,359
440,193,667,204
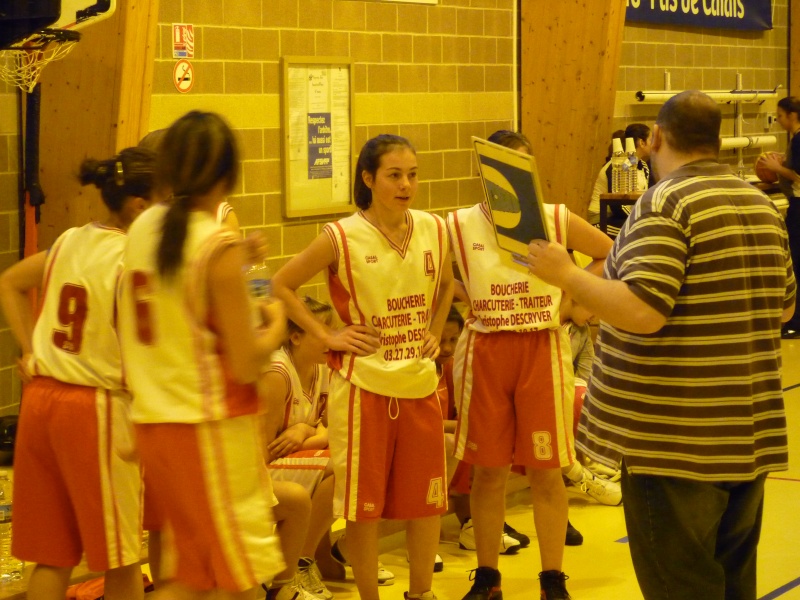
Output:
626,0,772,31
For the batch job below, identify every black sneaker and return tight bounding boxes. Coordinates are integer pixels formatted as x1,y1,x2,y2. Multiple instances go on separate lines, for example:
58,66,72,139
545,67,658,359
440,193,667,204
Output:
461,566,503,600
502,522,530,548
565,521,583,546
539,570,571,600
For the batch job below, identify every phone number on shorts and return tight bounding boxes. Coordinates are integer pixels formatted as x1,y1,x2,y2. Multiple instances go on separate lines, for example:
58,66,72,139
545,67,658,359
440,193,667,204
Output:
383,346,423,361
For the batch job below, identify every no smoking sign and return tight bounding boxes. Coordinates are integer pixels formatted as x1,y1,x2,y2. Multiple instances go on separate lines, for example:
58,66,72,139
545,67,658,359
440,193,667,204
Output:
173,59,194,93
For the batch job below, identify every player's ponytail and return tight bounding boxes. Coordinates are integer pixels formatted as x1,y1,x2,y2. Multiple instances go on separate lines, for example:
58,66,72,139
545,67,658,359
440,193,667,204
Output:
155,111,239,279
353,134,415,210
78,147,156,213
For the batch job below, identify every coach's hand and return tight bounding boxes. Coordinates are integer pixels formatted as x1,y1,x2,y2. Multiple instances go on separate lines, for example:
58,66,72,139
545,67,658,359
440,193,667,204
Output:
525,239,576,288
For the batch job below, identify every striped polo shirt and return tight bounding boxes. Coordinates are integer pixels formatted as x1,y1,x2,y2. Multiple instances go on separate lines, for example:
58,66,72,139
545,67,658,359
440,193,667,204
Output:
578,160,796,481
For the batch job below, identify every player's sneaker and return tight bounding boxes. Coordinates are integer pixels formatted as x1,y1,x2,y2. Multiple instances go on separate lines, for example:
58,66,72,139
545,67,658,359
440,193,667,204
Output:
297,557,333,599
582,457,621,482
564,462,622,506
330,536,395,586
377,563,395,586
565,520,583,546
264,576,321,600
539,570,571,599
459,519,521,555
502,522,530,548
404,592,438,599
461,566,503,600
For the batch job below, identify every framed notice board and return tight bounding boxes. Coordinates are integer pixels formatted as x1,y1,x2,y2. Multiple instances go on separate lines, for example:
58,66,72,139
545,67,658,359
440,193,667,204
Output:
281,56,355,218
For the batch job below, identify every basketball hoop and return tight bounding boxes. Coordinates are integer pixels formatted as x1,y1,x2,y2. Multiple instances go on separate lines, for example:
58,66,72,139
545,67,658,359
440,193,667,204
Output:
0,29,80,93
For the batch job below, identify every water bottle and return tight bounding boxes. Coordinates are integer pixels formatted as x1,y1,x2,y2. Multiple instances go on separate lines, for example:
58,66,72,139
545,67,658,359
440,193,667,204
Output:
611,138,628,193
0,472,23,582
625,137,639,192
245,261,271,299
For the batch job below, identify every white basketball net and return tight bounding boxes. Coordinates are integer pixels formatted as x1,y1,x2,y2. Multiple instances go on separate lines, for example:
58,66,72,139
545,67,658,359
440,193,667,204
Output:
0,30,80,94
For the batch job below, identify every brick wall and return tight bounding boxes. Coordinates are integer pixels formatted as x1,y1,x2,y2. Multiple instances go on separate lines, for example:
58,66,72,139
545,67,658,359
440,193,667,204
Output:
149,0,517,298
614,0,790,168
0,1,793,411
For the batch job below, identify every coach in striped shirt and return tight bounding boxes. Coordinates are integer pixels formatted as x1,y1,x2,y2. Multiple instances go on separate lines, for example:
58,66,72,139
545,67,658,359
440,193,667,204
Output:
524,90,796,600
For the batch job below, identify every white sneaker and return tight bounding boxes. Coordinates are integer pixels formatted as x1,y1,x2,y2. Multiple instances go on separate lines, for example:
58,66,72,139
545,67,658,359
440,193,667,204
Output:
404,592,438,599
582,457,622,482
297,557,333,600
377,563,395,586
566,463,622,506
330,535,395,586
266,576,321,600
458,519,521,555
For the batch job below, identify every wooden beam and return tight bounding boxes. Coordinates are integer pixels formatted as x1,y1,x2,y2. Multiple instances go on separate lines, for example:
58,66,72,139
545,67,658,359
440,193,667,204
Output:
792,0,800,98
520,0,627,218
115,0,160,149
35,0,159,249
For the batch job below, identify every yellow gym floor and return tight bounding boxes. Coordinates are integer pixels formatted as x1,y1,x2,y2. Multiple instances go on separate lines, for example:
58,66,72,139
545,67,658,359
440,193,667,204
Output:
324,338,800,600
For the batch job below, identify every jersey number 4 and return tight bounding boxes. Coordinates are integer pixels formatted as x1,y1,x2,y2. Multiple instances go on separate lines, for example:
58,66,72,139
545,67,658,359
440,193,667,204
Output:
52,284,88,354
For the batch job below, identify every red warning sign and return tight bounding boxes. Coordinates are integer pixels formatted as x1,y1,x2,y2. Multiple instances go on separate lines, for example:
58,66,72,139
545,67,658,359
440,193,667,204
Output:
173,60,194,94
172,23,195,59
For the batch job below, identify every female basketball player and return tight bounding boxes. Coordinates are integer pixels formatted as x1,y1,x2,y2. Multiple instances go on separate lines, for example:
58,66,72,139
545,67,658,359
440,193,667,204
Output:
117,111,286,600
272,134,455,600
0,148,155,600
448,130,612,600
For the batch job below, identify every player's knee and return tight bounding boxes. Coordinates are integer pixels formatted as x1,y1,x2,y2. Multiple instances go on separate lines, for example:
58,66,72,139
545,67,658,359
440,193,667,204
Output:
472,466,510,491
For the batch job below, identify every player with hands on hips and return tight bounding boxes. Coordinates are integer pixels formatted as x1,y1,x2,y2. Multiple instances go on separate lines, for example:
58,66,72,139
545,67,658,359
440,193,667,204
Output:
272,134,455,600
0,148,156,600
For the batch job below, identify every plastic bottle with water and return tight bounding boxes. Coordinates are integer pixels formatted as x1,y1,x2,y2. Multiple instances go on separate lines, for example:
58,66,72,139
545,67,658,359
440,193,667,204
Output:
611,137,629,193
625,137,639,192
0,472,24,582
245,261,272,299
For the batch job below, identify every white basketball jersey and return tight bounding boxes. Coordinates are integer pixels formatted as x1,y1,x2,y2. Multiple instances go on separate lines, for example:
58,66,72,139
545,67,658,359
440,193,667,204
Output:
324,209,448,398
265,347,328,430
118,204,258,424
30,223,127,390
448,202,568,333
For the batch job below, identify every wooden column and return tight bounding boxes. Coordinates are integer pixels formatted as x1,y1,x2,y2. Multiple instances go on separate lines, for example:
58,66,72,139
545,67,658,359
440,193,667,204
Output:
520,0,626,218
792,0,799,97
35,0,159,248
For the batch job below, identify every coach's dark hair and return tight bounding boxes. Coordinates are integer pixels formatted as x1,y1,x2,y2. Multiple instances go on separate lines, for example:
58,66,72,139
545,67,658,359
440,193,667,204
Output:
488,130,532,154
79,147,156,213
777,96,800,117
155,111,239,280
353,134,416,210
624,123,651,146
655,90,721,155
